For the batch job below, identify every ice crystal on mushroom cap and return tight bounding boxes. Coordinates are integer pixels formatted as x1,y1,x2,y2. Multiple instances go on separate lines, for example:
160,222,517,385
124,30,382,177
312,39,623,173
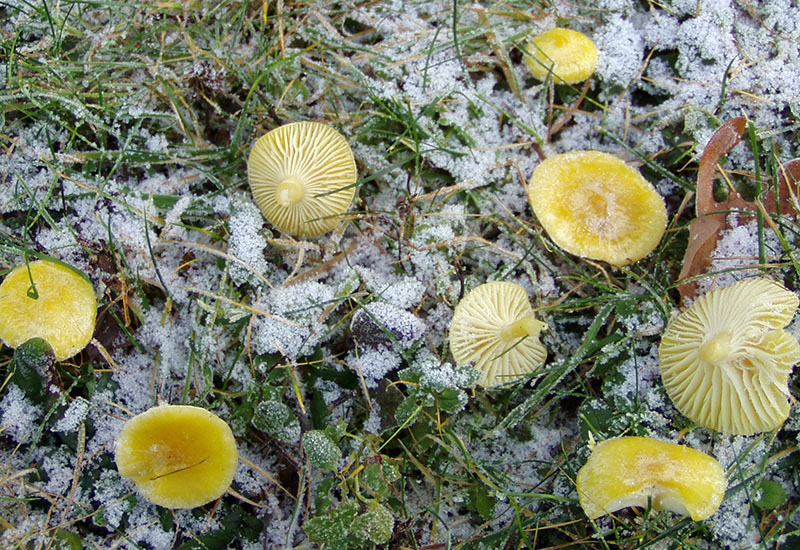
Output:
528,151,667,267
448,281,547,388
247,121,357,238
659,278,800,435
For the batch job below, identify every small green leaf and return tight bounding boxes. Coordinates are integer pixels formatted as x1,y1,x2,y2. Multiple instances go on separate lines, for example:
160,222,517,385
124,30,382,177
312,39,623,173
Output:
303,430,342,470
11,337,55,403
351,501,394,544
436,388,467,414
314,476,335,514
252,400,300,443
754,480,786,510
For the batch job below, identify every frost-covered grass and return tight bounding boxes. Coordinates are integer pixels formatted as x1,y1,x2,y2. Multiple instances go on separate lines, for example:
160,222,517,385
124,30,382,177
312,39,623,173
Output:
2,0,800,548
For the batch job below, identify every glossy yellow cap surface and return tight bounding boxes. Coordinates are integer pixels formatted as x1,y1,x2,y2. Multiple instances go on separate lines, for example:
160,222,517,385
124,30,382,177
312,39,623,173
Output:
248,121,357,238
528,151,667,266
0,260,97,361
577,436,726,521
115,405,239,509
523,28,598,84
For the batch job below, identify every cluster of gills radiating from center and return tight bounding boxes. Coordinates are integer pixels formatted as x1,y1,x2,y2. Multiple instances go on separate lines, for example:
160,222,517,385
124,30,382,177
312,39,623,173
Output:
248,122,356,237
659,278,800,435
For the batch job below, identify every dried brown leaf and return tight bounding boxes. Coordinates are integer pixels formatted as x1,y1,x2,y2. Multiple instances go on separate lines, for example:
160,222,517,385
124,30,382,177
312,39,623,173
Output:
677,117,747,302
677,117,800,302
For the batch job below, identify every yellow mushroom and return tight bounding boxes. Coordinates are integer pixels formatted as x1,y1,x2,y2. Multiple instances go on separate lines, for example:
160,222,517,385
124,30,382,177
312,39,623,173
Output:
523,28,598,84
247,121,357,238
448,281,547,388
0,260,97,361
528,151,667,267
115,405,239,509
659,278,800,435
577,436,726,521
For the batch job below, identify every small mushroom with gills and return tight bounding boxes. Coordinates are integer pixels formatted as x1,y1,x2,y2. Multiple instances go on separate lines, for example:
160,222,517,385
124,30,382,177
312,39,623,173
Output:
448,281,547,388
247,121,357,238
523,28,598,84
659,277,800,435
0,259,97,361
115,405,239,509
527,150,667,267
576,436,726,521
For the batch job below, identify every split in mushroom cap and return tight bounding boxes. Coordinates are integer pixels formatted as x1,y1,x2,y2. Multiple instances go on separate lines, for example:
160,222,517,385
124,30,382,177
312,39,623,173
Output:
448,281,547,388
115,405,239,509
248,121,357,238
0,260,97,361
523,28,598,84
577,436,726,521
528,150,667,267
659,277,800,435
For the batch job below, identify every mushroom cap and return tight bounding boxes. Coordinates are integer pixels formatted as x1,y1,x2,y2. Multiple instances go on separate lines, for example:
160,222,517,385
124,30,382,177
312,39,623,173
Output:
523,28,598,84
577,436,726,521
448,281,547,388
659,278,800,435
247,121,357,238
0,260,97,361
528,150,667,267
115,405,239,509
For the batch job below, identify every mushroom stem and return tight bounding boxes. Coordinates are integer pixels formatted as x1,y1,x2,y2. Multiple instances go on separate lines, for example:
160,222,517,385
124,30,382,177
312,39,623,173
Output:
698,332,732,363
503,316,546,340
276,177,306,207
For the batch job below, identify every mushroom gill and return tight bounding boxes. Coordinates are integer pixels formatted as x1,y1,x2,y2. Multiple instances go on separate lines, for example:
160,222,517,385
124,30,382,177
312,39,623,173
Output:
659,278,800,435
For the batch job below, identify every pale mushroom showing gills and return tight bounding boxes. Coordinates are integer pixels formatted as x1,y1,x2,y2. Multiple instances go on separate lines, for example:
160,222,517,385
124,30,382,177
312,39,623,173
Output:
523,28,598,84
248,121,357,238
659,278,800,435
115,405,239,509
448,281,547,388
0,260,97,361
528,151,667,267
577,436,726,521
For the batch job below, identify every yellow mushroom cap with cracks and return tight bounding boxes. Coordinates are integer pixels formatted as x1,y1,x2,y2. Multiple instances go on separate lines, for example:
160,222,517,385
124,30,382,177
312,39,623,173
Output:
528,151,667,267
0,259,97,361
659,278,800,435
577,436,726,521
523,28,598,84
448,281,547,388
247,121,357,238
115,405,239,509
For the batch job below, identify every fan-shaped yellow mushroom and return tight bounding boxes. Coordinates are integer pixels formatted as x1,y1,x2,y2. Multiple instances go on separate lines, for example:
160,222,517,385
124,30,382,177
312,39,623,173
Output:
115,405,239,509
448,281,547,388
528,151,667,267
0,260,97,361
577,436,726,521
659,278,800,435
523,28,598,84
247,121,357,238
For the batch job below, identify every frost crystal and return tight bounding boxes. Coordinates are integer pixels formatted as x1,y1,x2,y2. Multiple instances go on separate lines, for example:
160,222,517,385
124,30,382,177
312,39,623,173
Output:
0,385,42,443
351,302,426,352
53,397,90,433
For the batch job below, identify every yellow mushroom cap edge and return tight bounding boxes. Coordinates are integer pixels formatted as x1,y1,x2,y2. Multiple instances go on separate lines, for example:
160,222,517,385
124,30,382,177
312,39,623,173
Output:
247,121,357,238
